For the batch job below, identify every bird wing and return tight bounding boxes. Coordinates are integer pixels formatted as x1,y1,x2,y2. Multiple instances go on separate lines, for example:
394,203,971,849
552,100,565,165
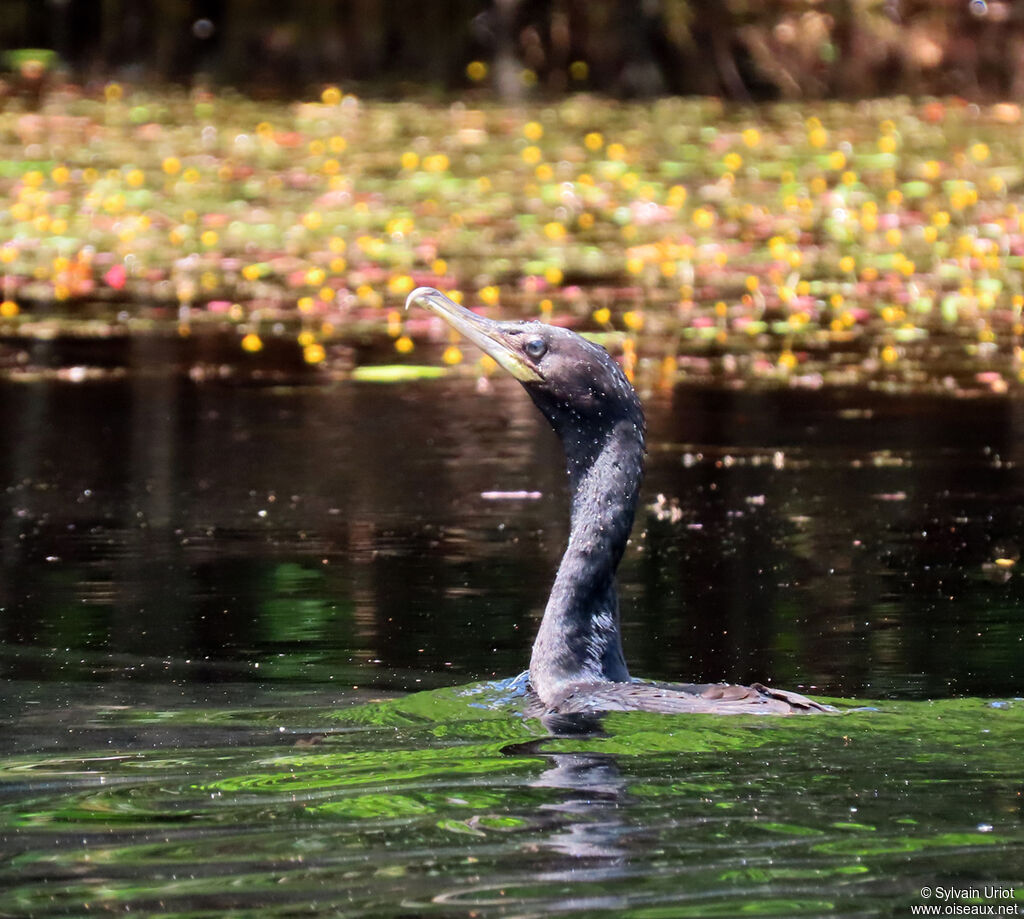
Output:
526,680,834,716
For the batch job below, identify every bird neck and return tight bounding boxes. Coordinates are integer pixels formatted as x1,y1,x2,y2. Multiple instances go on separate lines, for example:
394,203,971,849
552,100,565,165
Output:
529,412,644,705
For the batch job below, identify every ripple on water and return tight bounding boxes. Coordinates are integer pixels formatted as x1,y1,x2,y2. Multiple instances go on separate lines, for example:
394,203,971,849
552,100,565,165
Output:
0,691,1022,917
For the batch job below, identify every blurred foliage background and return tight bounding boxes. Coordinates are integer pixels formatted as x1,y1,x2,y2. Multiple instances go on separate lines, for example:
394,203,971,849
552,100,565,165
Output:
1,0,1022,102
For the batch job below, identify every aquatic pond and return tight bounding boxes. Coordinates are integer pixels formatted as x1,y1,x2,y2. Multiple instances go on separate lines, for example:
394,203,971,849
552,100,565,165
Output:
1,370,1023,916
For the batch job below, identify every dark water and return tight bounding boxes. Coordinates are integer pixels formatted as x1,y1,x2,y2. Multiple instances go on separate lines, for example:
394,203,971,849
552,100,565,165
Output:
1,371,1023,916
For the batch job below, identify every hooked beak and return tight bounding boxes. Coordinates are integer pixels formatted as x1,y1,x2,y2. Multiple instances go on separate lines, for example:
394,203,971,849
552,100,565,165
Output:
405,287,543,382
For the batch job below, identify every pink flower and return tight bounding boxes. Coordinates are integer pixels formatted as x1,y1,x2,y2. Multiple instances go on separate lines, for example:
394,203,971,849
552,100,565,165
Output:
103,264,127,290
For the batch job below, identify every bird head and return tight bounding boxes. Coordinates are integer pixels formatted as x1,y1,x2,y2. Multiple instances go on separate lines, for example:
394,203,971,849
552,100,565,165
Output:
405,287,643,435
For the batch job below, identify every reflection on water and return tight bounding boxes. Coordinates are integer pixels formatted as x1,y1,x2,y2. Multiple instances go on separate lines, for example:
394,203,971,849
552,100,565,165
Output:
2,370,1024,916
0,687,1021,917
2,375,1023,698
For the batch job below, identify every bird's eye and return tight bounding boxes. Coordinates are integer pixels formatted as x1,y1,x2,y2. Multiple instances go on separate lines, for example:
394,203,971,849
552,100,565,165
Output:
524,338,547,360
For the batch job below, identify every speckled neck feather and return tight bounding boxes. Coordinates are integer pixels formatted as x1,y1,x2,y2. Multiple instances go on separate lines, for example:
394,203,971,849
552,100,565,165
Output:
526,360,645,706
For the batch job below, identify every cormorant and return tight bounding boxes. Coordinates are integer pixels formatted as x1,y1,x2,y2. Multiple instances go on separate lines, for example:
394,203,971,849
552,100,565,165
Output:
407,287,831,715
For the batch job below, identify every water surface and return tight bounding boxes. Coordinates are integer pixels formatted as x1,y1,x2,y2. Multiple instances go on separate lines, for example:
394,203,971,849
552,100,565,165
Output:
2,371,1023,915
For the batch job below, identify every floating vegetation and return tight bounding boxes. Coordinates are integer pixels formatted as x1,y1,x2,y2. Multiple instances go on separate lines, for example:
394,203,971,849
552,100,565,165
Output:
2,88,1024,393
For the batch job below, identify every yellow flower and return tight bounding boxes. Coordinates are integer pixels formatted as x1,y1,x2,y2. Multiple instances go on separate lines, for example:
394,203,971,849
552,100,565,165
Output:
298,297,315,314
742,128,761,148
242,264,262,282
535,163,553,181
570,60,588,80
881,345,899,363
466,60,488,82
808,126,828,148
584,132,603,151
969,142,990,162
692,207,715,230
723,152,743,172
521,145,542,165
303,343,327,364
839,255,856,273
241,333,263,353
745,275,759,292
922,160,941,181
306,267,326,286
321,85,342,105
442,345,463,365
302,211,322,231
523,121,544,141
778,351,798,371
667,185,687,208
126,168,145,188
877,134,898,154
479,285,500,305
622,310,644,331
606,142,626,161
329,135,347,153
544,266,563,285
593,306,611,325
104,82,123,102
544,221,566,241
0,300,19,318
400,151,419,170
626,257,644,275
388,275,415,296
395,335,414,353
200,230,218,247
